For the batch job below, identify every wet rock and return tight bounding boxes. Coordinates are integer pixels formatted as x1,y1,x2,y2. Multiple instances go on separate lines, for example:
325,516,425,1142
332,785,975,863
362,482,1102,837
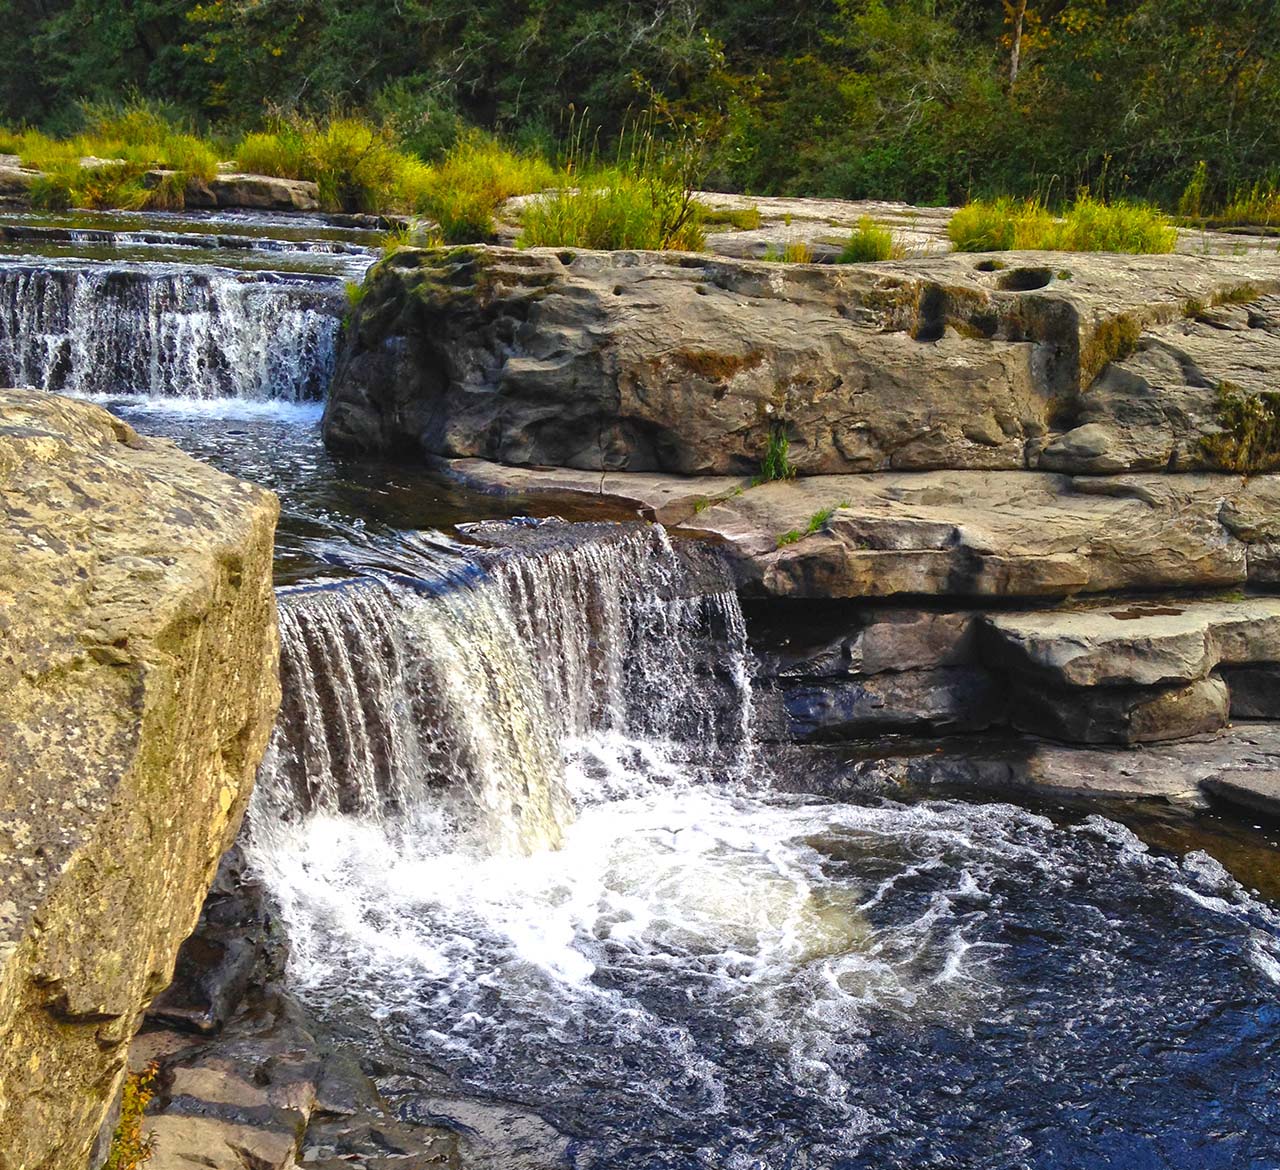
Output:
0,390,280,1170
1223,664,1280,718
1202,770,1280,818
1010,674,1231,745
326,244,1280,476
780,665,1005,739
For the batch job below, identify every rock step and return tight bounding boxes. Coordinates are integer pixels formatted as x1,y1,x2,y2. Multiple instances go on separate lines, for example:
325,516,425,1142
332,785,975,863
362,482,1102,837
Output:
1202,771,1280,818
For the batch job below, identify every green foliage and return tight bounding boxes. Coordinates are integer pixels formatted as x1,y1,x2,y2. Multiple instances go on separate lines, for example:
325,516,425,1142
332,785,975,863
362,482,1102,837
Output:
104,1062,158,1170
761,240,813,263
777,528,803,547
1081,314,1142,384
839,217,903,262
756,426,796,484
1178,161,1209,219
949,195,1176,254
422,133,558,242
1201,381,1280,474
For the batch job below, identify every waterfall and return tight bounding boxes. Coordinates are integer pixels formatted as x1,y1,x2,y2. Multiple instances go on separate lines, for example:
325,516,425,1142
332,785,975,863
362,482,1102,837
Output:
0,264,342,400
254,523,756,856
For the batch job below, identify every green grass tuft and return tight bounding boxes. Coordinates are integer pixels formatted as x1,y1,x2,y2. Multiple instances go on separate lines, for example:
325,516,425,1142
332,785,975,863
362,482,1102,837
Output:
756,426,796,483
839,217,903,262
697,204,762,231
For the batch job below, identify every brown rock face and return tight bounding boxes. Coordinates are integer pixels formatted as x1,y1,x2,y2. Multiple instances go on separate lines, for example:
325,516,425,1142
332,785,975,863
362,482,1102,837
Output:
324,244,1280,476
0,390,280,1170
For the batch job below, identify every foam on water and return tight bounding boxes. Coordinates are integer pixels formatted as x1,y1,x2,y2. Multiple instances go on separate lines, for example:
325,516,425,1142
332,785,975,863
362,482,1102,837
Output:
248,523,1280,1169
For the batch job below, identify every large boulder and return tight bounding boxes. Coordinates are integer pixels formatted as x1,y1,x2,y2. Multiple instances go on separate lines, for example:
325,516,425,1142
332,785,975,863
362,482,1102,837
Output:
0,390,279,1170
324,244,1280,476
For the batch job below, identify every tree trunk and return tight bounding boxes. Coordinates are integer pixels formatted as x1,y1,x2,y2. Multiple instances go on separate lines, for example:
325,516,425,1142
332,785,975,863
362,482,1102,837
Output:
1010,0,1027,84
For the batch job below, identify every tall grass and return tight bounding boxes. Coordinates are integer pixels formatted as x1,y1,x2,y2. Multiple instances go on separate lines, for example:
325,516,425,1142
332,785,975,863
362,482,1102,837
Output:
15,99,221,210
949,194,1177,254
839,217,904,262
1218,180,1280,229
517,107,707,252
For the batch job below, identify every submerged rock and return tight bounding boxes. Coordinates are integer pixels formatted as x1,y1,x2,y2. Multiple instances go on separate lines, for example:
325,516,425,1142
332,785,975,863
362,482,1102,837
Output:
0,390,280,1170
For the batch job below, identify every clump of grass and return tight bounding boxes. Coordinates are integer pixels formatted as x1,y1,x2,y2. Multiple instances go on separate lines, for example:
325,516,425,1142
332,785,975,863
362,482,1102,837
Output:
104,1062,158,1170
235,115,430,214
949,195,1176,254
520,173,706,251
422,133,558,242
697,204,762,231
1213,283,1262,307
1178,160,1209,220
762,240,814,263
777,528,803,547
1200,381,1280,474
1219,180,1280,229
19,98,221,210
777,501,848,546
839,217,904,262
755,426,796,483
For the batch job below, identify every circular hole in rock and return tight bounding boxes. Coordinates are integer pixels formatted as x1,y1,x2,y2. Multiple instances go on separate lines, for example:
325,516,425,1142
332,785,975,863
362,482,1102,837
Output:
997,267,1054,291
974,259,1006,272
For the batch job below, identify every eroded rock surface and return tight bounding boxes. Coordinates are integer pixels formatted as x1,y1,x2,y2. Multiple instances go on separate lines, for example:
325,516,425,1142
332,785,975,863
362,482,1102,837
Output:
326,244,1280,477
0,390,280,1170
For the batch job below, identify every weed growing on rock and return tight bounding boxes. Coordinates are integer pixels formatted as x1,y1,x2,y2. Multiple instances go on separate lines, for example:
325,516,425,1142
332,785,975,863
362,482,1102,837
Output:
777,528,803,546
104,1062,158,1170
839,217,903,262
756,427,797,483
1200,381,1280,474
697,204,762,231
1081,313,1142,384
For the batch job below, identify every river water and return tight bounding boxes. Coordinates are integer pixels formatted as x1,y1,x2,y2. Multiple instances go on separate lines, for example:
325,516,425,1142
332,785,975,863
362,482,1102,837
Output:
5,209,1279,1169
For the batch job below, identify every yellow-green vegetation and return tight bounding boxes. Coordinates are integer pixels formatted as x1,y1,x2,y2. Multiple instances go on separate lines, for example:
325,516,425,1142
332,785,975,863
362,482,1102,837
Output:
755,427,796,484
777,501,848,547
1201,381,1280,474
839,217,904,262
417,134,558,242
518,170,704,251
762,240,814,263
697,204,762,231
234,114,433,214
11,100,220,211
1218,180,1280,228
104,1063,158,1170
949,195,1177,254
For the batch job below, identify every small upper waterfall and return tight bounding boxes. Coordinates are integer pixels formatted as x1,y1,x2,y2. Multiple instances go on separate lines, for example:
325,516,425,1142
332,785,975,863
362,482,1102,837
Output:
0,264,344,401
255,522,757,855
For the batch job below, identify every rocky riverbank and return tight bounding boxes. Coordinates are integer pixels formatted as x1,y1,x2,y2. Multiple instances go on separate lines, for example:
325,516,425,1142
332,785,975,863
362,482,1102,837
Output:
326,239,1280,817
0,390,280,1168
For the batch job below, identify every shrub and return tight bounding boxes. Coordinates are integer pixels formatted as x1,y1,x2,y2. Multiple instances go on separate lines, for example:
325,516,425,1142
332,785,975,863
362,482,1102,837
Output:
104,1062,158,1170
1200,381,1280,474
839,216,903,262
949,195,1176,254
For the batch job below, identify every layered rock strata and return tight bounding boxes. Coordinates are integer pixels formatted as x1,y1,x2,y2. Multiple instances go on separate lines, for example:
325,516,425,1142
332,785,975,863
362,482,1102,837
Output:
0,390,280,1170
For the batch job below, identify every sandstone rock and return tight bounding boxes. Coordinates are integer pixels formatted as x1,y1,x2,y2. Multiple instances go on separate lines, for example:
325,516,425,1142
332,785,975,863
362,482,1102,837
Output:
0,158,39,200
1038,293,1280,474
820,722,1280,802
1009,674,1231,745
982,597,1280,688
196,173,321,212
0,390,280,1170
1202,770,1280,818
325,245,1280,476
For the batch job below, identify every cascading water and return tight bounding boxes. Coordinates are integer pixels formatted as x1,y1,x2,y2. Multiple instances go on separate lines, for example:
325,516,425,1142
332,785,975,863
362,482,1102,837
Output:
248,521,1280,1170
0,264,343,400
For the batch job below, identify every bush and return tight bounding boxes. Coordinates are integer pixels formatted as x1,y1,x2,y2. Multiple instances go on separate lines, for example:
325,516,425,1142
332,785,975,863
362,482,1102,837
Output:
949,195,1176,254
104,1062,158,1170
839,217,903,262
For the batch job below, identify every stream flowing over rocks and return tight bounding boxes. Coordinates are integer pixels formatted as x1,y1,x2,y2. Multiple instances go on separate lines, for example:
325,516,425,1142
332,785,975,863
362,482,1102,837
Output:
2,206,1280,1169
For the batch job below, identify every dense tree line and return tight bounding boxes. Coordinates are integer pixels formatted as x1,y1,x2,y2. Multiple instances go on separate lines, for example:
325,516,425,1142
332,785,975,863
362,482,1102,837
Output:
4,0,1279,205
